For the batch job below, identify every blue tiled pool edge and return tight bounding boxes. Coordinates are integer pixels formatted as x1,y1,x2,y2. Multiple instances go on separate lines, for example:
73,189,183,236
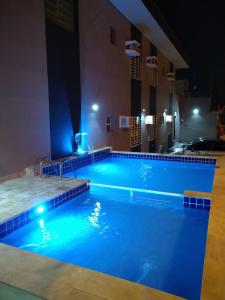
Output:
42,148,216,177
43,148,111,176
184,196,211,210
0,182,90,238
111,151,216,164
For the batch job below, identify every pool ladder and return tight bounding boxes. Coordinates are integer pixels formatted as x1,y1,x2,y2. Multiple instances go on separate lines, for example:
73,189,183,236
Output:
39,156,63,181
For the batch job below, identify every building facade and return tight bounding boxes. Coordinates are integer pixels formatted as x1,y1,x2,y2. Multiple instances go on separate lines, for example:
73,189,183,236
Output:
79,0,187,153
0,0,188,178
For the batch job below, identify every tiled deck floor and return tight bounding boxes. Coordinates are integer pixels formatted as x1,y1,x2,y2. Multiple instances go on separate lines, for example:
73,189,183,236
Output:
0,243,182,300
0,282,44,300
0,176,87,223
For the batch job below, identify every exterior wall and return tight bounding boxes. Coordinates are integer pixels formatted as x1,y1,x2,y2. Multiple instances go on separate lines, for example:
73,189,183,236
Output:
156,50,171,151
175,80,189,97
79,0,130,151
179,97,216,142
0,0,50,177
173,93,181,142
141,41,179,153
79,0,181,153
141,36,150,152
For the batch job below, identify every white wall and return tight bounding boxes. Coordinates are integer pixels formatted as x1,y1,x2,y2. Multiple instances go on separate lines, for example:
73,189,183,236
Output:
0,1,50,177
79,0,181,152
79,0,130,151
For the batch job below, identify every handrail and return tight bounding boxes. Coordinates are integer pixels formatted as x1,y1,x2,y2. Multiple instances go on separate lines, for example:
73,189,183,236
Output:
39,156,58,178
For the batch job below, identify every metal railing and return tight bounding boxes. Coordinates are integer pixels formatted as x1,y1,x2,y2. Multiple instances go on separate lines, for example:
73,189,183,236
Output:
39,156,59,179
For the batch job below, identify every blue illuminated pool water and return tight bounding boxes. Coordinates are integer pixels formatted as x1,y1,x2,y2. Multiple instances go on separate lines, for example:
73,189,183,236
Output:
66,157,215,193
1,186,208,300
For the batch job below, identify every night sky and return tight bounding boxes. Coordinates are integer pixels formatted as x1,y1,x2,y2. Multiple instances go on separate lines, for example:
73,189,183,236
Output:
153,0,225,105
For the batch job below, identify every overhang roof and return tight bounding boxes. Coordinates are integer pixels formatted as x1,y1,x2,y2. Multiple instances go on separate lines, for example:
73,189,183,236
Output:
109,0,189,69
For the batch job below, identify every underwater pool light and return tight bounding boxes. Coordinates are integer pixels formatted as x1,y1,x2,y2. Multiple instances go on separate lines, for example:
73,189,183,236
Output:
37,205,45,214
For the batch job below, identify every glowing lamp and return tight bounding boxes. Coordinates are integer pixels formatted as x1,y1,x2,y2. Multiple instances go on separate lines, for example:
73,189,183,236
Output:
91,104,99,112
166,115,173,122
193,108,199,115
163,109,167,117
145,115,154,125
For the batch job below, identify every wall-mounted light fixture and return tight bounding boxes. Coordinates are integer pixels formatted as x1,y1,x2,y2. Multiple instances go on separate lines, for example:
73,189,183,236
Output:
166,115,173,123
145,115,154,125
193,108,199,115
91,104,99,112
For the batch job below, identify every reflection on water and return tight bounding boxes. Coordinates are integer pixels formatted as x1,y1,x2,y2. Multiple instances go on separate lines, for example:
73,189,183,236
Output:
89,202,101,228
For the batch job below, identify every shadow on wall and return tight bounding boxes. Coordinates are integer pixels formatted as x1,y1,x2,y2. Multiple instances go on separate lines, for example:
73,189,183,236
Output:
45,0,81,160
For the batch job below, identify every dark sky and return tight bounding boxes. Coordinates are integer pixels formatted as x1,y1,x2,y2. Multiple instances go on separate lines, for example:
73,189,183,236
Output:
154,0,225,104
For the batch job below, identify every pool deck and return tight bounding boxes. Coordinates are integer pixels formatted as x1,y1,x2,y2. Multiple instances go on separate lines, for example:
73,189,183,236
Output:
0,176,87,224
0,243,182,300
201,156,225,300
0,155,225,299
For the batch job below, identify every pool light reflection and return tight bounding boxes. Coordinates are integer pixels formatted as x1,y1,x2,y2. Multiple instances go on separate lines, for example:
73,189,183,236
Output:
39,219,45,228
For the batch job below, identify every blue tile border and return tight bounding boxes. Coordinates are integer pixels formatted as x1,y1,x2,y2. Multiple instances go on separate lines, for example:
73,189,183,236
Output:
111,152,216,165
0,182,90,238
42,148,216,177
42,148,111,176
183,196,211,210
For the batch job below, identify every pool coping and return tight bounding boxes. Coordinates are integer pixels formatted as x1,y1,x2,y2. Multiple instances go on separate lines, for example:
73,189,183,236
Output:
0,179,90,238
111,150,216,164
200,156,225,300
0,147,219,299
42,147,216,178
0,243,183,300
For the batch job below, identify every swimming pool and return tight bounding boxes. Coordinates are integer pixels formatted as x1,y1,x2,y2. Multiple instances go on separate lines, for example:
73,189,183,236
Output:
65,156,215,194
1,186,209,300
0,151,215,299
